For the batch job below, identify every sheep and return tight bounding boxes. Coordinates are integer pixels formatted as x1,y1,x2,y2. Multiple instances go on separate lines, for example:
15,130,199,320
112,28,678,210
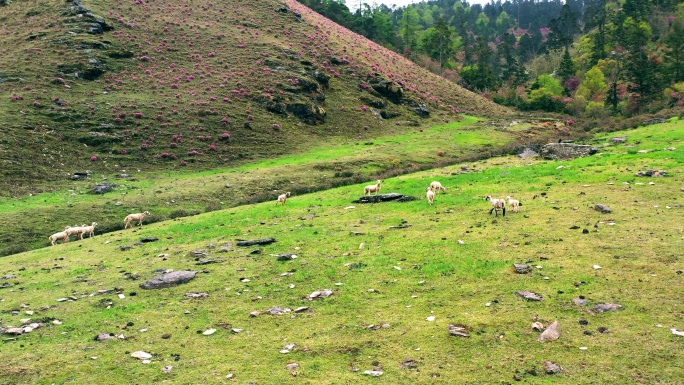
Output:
426,187,435,205
506,196,521,213
124,211,151,229
486,195,506,217
276,191,291,206
429,181,447,194
49,231,69,246
64,225,85,240
364,180,382,196
79,222,98,239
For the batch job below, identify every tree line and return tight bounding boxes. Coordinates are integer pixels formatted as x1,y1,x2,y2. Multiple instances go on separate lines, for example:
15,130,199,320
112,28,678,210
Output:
297,0,684,117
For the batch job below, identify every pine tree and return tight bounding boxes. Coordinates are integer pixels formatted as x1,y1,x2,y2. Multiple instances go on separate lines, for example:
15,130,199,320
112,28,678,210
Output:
558,48,575,83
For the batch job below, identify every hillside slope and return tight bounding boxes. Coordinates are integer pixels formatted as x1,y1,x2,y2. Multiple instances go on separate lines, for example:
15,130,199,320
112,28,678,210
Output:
0,0,510,191
0,120,682,384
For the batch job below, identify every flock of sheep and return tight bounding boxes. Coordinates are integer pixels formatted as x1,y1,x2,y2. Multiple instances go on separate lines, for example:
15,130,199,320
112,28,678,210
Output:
284,178,522,216
48,180,521,246
48,211,151,246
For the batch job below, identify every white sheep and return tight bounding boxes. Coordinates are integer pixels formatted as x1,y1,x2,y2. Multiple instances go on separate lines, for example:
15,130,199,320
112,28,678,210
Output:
49,231,69,246
429,181,447,194
276,191,291,205
486,195,506,217
64,225,85,240
124,211,151,229
506,196,521,213
79,222,98,239
426,187,435,205
364,180,382,196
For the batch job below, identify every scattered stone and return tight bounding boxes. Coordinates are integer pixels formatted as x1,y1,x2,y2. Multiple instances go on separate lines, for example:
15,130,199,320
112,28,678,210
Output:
531,322,544,331
540,143,598,160
635,169,666,177
95,333,117,341
516,291,544,301
4,328,24,335
267,306,292,315
293,307,309,313
231,328,243,334
236,238,277,246
140,237,159,243
518,147,539,160
202,328,216,336
647,117,668,125
363,370,384,377
0,282,13,289
610,136,627,144
196,258,225,265
514,264,532,274
448,324,470,338
598,327,611,334
538,321,560,342
161,333,171,339
162,366,173,373
592,303,623,313
308,289,333,300
277,254,298,261
544,361,564,374
402,359,419,369
185,292,209,299
352,193,417,204
190,250,209,258
1,274,17,280
670,328,684,337
131,351,153,360
594,204,612,213
249,311,261,317
119,245,133,251
91,182,117,194
140,270,197,289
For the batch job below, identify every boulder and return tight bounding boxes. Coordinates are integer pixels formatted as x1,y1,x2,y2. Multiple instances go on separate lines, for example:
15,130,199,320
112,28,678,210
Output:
352,193,417,204
518,147,539,160
538,321,560,342
540,143,598,160
610,136,627,144
516,290,544,301
514,264,532,274
91,182,116,194
544,361,564,374
140,271,197,289
594,204,612,214
592,303,623,313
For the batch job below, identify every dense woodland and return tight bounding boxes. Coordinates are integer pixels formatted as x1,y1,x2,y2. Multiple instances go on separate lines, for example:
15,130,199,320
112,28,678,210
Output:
298,0,684,117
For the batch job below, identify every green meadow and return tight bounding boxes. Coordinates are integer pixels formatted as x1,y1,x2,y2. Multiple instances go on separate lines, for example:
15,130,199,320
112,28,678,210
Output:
0,119,682,384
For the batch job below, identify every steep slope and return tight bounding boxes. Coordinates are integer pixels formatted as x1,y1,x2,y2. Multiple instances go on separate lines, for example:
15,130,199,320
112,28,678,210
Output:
0,0,510,191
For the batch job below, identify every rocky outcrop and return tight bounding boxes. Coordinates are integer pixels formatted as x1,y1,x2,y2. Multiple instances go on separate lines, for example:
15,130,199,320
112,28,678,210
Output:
540,143,598,160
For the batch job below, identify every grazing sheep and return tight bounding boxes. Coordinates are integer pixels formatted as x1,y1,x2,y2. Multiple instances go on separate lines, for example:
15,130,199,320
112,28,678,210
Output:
486,195,506,217
276,191,291,206
426,187,435,205
79,222,98,239
429,181,447,194
364,180,382,196
49,231,69,246
506,196,521,213
124,211,151,229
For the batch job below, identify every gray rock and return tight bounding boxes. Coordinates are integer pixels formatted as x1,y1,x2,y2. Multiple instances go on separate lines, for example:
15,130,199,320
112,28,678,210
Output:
195,258,225,265
236,238,276,247
518,147,539,160
538,321,560,342
635,169,666,177
544,361,564,374
514,264,532,274
95,333,117,341
352,193,417,204
267,306,292,315
185,292,209,299
91,182,116,194
277,254,297,261
1,274,16,280
573,298,590,306
140,271,197,289
592,303,623,313
594,204,613,213
516,290,544,301
540,143,598,160
611,136,627,144
5,327,24,335
140,237,159,243
448,324,470,338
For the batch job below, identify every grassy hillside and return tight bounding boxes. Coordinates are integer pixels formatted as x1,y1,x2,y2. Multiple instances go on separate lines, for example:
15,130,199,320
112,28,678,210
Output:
0,0,510,192
1,119,681,384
